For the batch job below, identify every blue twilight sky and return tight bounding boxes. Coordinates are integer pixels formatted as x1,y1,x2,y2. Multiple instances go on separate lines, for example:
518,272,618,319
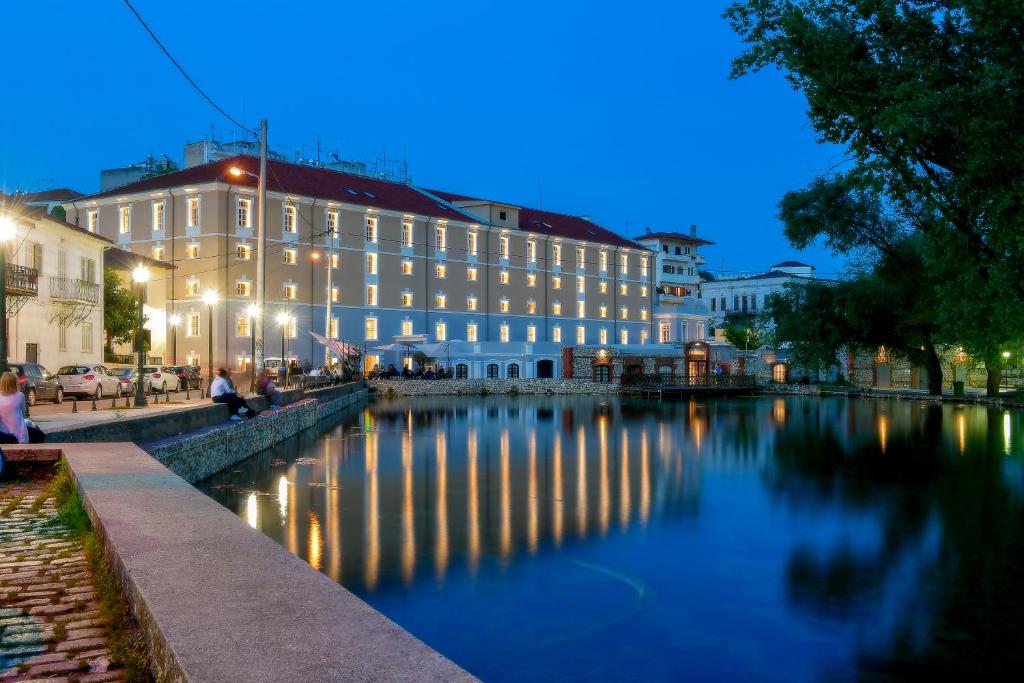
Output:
0,0,846,277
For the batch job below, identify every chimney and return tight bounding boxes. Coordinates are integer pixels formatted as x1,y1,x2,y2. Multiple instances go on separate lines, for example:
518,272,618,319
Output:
690,224,697,238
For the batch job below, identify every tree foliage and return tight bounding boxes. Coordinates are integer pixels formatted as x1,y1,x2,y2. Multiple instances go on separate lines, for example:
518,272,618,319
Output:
103,267,142,353
726,0,1024,395
722,311,773,351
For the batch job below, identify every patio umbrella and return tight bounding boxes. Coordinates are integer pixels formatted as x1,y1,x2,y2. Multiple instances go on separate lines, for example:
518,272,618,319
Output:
417,340,467,369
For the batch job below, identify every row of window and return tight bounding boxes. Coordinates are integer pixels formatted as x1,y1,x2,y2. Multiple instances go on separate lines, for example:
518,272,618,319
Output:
709,293,764,313
662,264,697,276
661,244,696,256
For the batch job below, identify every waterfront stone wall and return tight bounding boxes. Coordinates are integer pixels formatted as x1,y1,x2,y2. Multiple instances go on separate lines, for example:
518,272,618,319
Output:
368,378,618,396
143,388,368,483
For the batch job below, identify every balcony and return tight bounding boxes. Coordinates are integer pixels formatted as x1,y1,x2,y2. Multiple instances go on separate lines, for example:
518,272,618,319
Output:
6,264,39,297
50,277,101,304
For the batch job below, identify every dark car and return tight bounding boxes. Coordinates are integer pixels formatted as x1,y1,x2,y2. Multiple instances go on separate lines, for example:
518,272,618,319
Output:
168,365,203,391
8,363,64,405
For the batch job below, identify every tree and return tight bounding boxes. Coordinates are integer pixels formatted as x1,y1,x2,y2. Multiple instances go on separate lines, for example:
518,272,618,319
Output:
103,267,142,354
722,311,772,351
768,281,850,379
726,0,1024,395
699,269,716,282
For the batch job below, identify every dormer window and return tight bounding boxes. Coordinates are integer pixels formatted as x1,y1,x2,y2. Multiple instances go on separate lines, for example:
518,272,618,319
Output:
499,210,508,221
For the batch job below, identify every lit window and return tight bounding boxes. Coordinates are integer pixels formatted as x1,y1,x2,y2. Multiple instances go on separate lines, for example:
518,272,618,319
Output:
640,307,648,321
152,246,165,261
435,322,447,342
365,317,378,340
527,273,536,287
641,256,649,277
283,249,297,265
187,312,200,337
237,244,252,260
599,280,608,293
599,304,608,318
401,320,413,336
329,318,339,339
331,254,339,269
619,283,629,296
331,286,339,303
152,201,165,231
435,293,446,309
283,204,297,233
87,210,98,233
527,240,537,263
366,253,377,274
620,306,629,319
283,283,297,300
237,315,251,337
499,270,510,285
640,328,648,344
660,323,671,343
576,246,585,268
499,235,510,258
326,210,339,238
468,231,478,256
237,198,252,228
527,300,537,314
499,324,510,342
435,225,446,251
435,263,446,279
187,196,200,227
467,296,478,311
119,206,131,234
467,323,478,342
236,280,251,297
499,298,510,313
640,285,648,297
552,276,561,289
553,301,562,316
599,328,608,344
285,318,297,339
577,300,586,318
576,326,586,345
401,291,413,307
527,325,537,343
401,220,413,248
401,260,413,275
577,276,585,293
620,329,630,344
366,284,378,306
599,250,608,272
553,243,562,266
467,267,478,282
365,216,378,243
186,243,199,259
620,253,628,275
186,279,200,296
553,326,562,343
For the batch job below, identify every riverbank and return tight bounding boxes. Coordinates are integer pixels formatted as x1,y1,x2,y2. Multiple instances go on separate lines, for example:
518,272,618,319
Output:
368,378,618,396
763,382,1024,409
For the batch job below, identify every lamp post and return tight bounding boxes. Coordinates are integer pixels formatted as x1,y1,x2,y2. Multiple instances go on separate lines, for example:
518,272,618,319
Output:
277,311,290,387
203,290,218,385
132,266,150,407
247,304,260,392
1003,350,1011,389
0,215,15,374
168,314,181,365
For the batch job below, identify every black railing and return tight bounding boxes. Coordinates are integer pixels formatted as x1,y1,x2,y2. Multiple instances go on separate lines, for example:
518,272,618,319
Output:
49,277,100,304
5,264,39,296
620,373,758,390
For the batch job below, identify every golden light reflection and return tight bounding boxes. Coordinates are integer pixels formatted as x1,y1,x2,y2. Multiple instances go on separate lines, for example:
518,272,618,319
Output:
773,398,786,425
500,428,512,561
467,429,480,572
878,415,889,454
528,432,539,554
640,430,651,526
401,433,415,585
277,475,288,521
245,492,258,529
576,425,588,538
690,401,703,453
957,412,967,455
619,428,631,529
284,473,297,555
308,511,323,571
552,434,564,547
364,431,379,590
1004,411,1012,456
599,417,610,535
436,431,450,578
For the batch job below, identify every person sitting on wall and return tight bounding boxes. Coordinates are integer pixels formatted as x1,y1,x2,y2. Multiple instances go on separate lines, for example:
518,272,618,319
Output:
0,373,29,444
256,370,283,410
209,368,254,421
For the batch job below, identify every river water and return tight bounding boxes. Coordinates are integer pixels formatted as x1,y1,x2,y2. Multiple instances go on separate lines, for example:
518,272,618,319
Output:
199,395,1024,681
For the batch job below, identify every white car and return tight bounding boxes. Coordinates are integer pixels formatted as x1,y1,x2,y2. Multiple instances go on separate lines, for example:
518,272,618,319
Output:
56,364,122,398
142,365,174,393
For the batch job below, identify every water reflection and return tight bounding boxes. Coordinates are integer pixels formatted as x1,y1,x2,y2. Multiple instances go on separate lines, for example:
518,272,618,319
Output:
201,396,1024,682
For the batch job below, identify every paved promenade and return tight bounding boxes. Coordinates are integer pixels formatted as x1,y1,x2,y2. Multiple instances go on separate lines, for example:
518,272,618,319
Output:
0,483,122,682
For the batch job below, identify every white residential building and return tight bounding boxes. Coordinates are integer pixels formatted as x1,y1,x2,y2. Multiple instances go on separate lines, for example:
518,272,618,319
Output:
632,226,713,345
702,261,826,329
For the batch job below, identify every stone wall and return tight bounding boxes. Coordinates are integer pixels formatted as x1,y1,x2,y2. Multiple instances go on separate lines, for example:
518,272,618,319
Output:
368,378,618,396
142,389,368,483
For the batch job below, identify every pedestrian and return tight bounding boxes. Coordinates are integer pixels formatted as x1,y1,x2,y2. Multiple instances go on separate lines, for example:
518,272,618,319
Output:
256,370,283,409
0,373,28,444
209,368,254,421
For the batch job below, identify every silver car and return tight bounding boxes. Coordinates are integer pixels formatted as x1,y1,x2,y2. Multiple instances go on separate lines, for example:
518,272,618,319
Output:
56,364,122,398
142,365,174,393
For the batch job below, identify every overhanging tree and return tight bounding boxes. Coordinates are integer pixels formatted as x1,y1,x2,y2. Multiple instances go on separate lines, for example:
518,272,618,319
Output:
103,267,142,355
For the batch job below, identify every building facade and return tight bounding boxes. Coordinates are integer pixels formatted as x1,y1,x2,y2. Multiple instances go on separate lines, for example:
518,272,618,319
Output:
632,227,713,345
65,156,655,373
702,261,825,330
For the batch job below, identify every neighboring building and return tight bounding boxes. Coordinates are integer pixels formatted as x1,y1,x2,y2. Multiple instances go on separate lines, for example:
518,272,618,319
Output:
702,261,826,330
2,204,108,373
99,155,178,192
632,226,713,345
1,189,84,214
64,156,655,375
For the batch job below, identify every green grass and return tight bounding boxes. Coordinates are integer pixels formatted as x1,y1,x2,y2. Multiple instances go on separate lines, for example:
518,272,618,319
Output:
0,493,27,517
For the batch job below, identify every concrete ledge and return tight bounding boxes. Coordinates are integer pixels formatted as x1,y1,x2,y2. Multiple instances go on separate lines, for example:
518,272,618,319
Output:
60,442,473,682
368,377,618,396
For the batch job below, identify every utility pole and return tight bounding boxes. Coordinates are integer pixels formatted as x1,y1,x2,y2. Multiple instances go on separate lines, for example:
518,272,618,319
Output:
254,119,268,374
325,239,334,365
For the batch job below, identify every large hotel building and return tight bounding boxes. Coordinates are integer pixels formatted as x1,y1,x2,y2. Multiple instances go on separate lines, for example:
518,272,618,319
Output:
64,156,657,375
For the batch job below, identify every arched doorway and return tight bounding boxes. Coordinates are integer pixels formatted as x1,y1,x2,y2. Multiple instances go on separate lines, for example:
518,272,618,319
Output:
536,359,554,378
685,342,708,376
772,363,787,383
594,364,612,382
507,363,520,379
456,363,469,379
487,363,500,379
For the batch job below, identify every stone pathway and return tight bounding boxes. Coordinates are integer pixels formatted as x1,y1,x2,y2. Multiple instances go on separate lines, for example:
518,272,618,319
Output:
0,483,122,682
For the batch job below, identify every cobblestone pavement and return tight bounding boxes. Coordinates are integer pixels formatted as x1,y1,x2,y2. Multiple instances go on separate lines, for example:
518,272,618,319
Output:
0,482,123,682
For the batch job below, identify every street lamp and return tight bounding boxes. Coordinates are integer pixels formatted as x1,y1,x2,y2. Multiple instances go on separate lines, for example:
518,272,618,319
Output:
247,304,260,392
0,215,17,373
132,266,150,408
203,290,218,385
168,314,181,366
1003,350,1011,389
277,311,290,386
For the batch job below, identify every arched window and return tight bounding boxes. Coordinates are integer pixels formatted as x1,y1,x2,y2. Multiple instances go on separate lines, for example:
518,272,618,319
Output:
456,363,469,379
772,363,786,383
594,365,612,383
507,363,520,379
536,359,554,378
487,363,499,378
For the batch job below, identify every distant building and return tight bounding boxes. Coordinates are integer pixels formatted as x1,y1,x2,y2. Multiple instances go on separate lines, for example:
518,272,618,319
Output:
100,156,179,192
1,189,84,214
632,226,713,344
702,261,826,330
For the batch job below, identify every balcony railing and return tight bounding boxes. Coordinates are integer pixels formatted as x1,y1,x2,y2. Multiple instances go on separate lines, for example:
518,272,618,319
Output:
620,373,758,390
50,277,100,304
5,264,39,297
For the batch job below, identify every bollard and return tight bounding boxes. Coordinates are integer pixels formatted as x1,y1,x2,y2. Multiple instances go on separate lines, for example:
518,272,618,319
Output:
125,395,131,409
91,396,97,411
72,398,78,413
112,396,117,409
24,400,30,419
186,386,190,400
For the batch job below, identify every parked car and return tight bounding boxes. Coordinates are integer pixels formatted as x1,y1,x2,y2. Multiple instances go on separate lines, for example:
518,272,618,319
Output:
112,368,138,396
141,366,174,394
167,365,203,391
56,364,121,398
7,363,64,405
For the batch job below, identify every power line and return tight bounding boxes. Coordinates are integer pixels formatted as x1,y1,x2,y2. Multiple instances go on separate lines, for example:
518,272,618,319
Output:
122,0,254,137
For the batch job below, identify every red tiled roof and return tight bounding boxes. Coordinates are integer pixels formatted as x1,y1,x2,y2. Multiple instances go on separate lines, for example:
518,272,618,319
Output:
425,189,647,250
1,188,84,204
632,231,715,247
77,156,477,223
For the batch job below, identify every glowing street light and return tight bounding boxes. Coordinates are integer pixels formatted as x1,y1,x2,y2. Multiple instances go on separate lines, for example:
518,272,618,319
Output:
131,266,151,407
